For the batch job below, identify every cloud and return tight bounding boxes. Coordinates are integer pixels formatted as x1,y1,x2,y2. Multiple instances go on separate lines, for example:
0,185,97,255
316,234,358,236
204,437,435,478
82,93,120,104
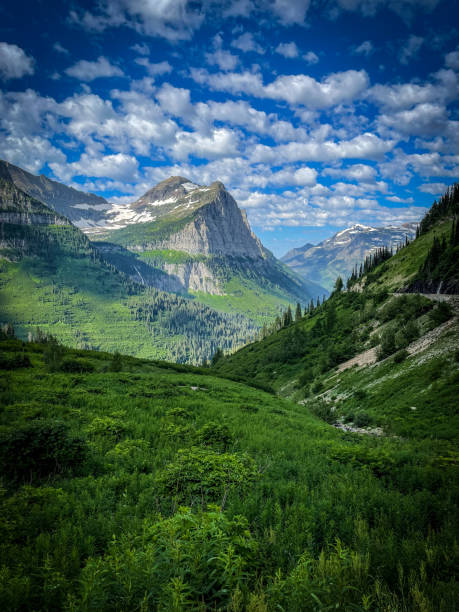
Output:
65,56,124,81
331,0,440,21
171,127,240,160
53,42,69,55
69,0,204,41
130,43,149,56
205,34,239,71
51,153,139,182
250,133,395,164
323,163,378,182
399,35,423,65
419,182,448,195
0,42,35,80
353,40,374,56
191,67,369,108
377,103,449,137
272,0,311,25
275,42,299,58
134,58,172,75
386,195,414,203
263,69,369,107
303,51,319,64
231,32,264,54
445,49,459,70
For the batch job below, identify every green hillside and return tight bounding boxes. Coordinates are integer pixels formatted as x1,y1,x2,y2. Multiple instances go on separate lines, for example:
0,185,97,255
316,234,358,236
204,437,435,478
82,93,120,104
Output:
0,180,258,363
0,336,457,610
213,211,459,442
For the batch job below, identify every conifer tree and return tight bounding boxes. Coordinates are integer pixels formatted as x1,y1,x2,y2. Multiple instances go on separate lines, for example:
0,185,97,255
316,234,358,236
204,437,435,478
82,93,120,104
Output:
295,302,302,322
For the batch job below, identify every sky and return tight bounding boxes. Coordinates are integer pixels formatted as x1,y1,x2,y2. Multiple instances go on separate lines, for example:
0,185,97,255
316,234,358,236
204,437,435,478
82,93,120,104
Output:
0,0,458,256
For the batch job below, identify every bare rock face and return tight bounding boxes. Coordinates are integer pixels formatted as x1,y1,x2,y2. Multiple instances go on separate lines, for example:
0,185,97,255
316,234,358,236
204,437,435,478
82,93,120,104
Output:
154,184,267,258
162,261,223,294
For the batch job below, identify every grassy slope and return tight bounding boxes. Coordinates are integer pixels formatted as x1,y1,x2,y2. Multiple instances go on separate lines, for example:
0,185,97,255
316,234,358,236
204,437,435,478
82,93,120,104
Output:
0,224,257,363
214,219,459,441
363,219,451,292
0,339,457,610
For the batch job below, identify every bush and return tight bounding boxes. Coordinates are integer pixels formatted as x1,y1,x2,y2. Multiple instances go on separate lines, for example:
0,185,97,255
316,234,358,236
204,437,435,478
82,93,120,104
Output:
109,351,122,372
156,447,258,505
428,302,452,327
393,349,409,363
353,411,373,428
77,507,257,611
309,400,336,424
0,353,31,370
86,416,126,439
195,421,233,450
59,357,94,373
0,420,87,481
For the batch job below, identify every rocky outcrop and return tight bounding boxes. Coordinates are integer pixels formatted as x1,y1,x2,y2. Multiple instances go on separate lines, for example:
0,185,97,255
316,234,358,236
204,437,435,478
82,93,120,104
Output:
162,261,223,294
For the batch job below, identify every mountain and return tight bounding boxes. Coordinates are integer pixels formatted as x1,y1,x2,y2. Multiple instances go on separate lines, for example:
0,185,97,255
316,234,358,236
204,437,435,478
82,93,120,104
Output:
0,159,111,228
96,177,325,320
281,223,418,291
0,171,258,363
1,161,324,321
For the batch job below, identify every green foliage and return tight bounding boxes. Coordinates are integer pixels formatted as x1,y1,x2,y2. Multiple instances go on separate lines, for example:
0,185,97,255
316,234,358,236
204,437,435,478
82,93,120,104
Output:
428,301,453,327
195,421,233,450
0,352,31,369
393,349,409,363
0,420,87,482
76,507,257,610
86,416,126,440
308,400,336,424
59,357,95,373
156,447,258,505
0,339,457,611
109,351,122,372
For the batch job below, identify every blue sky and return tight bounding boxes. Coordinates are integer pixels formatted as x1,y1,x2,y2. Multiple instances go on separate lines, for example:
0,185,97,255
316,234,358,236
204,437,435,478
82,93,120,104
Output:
0,0,458,255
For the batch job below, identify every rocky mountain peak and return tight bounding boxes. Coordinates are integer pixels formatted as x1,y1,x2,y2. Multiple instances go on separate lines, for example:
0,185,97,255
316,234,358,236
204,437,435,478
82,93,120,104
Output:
132,176,200,210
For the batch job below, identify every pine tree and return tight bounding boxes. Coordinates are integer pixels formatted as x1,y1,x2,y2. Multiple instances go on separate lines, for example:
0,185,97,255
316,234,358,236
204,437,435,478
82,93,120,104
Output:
295,302,302,322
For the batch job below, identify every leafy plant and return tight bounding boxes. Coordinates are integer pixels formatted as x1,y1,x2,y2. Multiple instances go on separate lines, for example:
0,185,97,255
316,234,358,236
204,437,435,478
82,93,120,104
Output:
0,420,87,481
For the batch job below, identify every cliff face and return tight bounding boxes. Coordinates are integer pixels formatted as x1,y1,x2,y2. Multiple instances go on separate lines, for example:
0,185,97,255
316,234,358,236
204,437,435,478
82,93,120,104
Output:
145,184,268,258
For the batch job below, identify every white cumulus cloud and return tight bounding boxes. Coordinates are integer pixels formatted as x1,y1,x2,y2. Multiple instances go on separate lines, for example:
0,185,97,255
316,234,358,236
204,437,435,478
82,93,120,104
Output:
0,42,34,80
65,56,124,81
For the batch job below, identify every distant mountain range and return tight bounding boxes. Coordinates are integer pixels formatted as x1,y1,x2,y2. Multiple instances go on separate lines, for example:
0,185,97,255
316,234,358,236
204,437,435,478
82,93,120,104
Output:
281,223,418,291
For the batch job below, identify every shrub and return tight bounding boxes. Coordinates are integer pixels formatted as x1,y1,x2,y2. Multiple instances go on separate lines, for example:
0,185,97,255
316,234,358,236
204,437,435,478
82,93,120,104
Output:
428,302,452,326
109,351,122,372
393,349,409,363
86,416,126,439
0,420,87,481
43,339,65,372
105,438,150,471
309,400,336,424
0,353,31,370
195,421,233,450
156,447,258,505
77,507,257,611
311,380,323,394
59,357,94,373
353,411,373,428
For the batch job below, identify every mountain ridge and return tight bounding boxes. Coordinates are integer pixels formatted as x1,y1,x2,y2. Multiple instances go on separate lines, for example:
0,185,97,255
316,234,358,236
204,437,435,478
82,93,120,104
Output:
281,222,418,291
